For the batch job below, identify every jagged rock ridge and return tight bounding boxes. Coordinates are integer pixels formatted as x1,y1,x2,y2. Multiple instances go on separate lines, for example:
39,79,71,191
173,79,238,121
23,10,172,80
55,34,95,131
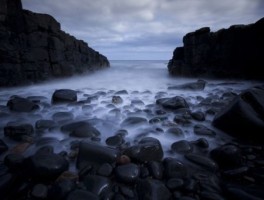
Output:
168,18,264,79
0,0,109,86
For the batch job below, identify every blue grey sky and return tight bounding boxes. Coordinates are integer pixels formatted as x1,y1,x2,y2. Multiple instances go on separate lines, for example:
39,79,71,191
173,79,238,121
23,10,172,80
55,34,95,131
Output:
22,0,264,60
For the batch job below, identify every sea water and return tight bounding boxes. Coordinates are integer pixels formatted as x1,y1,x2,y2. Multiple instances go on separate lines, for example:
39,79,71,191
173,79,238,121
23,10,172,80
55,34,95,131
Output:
0,60,260,157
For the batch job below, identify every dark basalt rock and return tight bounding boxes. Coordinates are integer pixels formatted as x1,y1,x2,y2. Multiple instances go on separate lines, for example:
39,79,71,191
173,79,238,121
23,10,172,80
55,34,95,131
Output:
52,89,77,104
171,140,193,154
105,135,124,147
156,96,189,110
137,179,171,200
147,161,164,180
168,18,264,79
121,117,148,127
163,158,187,179
213,86,264,142
210,145,243,170
52,112,74,123
4,124,34,141
0,0,109,87
194,124,216,137
35,120,56,130
28,152,69,180
7,96,39,112
168,80,206,91
83,175,111,196
48,180,76,200
123,137,164,162
31,184,48,199
0,139,8,155
76,141,120,169
115,163,140,183
185,153,218,172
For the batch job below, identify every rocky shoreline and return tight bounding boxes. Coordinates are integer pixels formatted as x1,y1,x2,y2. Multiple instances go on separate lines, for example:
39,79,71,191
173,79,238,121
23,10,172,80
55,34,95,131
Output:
0,80,263,200
0,0,109,87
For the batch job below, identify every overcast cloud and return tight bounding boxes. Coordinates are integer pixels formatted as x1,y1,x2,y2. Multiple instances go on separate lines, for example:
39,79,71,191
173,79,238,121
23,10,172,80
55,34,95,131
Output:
22,0,264,60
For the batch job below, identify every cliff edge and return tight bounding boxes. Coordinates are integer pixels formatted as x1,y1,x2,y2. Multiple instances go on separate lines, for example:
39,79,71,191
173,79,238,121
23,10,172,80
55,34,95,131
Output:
0,0,109,86
168,18,264,79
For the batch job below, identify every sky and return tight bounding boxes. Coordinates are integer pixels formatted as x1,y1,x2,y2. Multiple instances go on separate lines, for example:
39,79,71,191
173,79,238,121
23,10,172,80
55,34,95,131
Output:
22,0,264,60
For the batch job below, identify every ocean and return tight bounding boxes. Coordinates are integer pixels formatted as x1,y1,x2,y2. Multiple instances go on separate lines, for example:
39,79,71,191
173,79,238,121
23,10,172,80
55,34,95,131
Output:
0,60,260,159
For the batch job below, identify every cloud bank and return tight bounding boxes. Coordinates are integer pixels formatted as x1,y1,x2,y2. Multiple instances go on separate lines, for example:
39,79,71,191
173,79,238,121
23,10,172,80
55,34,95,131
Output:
22,0,264,60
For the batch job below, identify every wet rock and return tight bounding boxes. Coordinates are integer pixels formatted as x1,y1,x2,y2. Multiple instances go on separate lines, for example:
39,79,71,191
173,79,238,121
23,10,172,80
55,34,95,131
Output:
52,112,74,123
157,96,189,110
112,96,123,104
35,120,56,130
70,124,100,138
147,161,164,179
77,141,120,169
10,142,31,154
200,192,226,200
121,117,148,127
7,96,39,112
0,139,8,155
115,90,128,95
29,152,69,180
4,124,34,141
171,140,193,154
52,89,77,104
156,109,167,115
226,185,264,200
168,80,206,91
66,189,99,200
115,163,140,183
173,115,192,125
192,138,209,148
223,166,249,177
191,111,206,121
83,175,111,196
120,186,135,198
166,178,184,190
131,99,144,106
97,163,113,177
48,180,76,200
213,86,264,142
166,127,184,137
149,116,168,124
210,145,243,169
163,158,187,178
137,179,171,200
185,153,218,172
4,153,25,172
106,135,124,147
31,184,48,199
123,137,163,162
194,124,216,137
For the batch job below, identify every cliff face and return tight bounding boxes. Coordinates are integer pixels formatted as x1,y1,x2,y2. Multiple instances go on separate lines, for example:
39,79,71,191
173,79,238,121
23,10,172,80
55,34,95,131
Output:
168,18,264,79
0,0,109,86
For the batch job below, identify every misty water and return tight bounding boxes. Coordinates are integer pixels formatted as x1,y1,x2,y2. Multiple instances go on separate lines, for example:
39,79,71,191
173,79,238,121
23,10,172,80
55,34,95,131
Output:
0,60,260,161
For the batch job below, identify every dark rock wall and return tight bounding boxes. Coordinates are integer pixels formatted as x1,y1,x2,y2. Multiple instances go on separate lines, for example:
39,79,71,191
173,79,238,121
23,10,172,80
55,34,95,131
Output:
168,18,264,79
0,0,109,86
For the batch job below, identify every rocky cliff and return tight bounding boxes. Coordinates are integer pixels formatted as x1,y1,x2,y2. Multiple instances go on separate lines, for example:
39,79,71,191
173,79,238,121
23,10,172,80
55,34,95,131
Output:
168,18,264,79
0,0,109,86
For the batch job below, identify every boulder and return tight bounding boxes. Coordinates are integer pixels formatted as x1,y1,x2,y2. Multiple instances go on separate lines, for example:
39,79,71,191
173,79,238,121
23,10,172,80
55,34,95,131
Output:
168,18,264,79
115,163,140,183
4,124,34,141
123,137,163,162
52,89,77,104
156,96,189,110
7,96,39,112
213,86,264,142
0,0,109,87
168,80,206,91
76,141,120,169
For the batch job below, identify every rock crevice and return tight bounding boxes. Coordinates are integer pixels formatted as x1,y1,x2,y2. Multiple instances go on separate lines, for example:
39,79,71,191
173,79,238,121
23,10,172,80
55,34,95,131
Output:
0,0,109,86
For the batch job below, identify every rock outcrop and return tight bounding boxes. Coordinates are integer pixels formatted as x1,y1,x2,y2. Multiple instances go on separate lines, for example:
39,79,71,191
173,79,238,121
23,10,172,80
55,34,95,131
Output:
168,18,264,79
0,0,109,86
